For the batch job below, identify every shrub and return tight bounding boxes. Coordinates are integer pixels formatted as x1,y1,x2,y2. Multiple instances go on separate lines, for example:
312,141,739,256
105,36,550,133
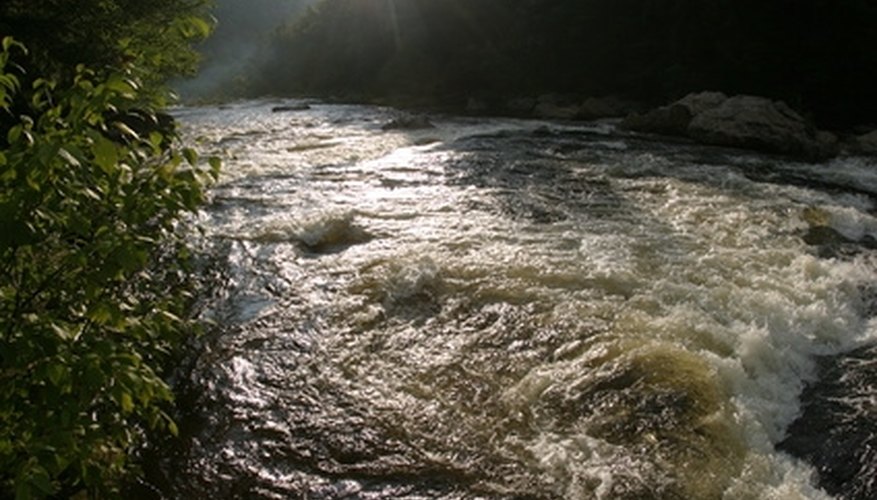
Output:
0,38,219,498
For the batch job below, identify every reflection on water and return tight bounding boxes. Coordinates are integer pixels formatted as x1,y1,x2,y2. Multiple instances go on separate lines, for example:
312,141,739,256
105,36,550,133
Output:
148,100,877,499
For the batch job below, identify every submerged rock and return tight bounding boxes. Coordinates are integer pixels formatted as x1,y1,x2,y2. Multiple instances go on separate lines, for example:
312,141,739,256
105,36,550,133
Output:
779,343,877,500
622,92,838,160
800,206,877,258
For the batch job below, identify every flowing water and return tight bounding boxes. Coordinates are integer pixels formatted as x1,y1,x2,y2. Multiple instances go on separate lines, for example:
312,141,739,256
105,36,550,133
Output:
149,100,877,499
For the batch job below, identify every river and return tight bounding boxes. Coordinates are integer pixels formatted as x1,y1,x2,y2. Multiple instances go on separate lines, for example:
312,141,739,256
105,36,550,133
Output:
146,100,877,499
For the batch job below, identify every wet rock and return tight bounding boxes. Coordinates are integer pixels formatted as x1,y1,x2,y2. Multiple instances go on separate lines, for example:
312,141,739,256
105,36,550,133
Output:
622,92,837,160
802,226,862,259
509,95,638,120
779,343,877,500
381,114,434,131
465,97,489,113
620,91,726,135
851,130,877,155
533,101,580,120
536,93,577,105
505,97,536,114
674,91,730,116
533,103,580,120
803,225,851,247
619,103,694,136
271,104,311,112
532,93,581,119
800,206,877,258
576,96,640,120
688,95,833,160
816,130,841,158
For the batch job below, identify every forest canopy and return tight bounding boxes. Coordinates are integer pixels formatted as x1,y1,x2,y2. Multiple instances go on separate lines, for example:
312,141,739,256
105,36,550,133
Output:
244,0,877,128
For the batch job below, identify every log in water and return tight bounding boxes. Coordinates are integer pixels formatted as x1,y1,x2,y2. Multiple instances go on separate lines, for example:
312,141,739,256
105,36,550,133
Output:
147,100,877,499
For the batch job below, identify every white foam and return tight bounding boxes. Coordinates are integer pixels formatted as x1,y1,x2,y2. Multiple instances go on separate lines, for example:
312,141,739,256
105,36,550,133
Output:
229,210,370,250
822,204,877,241
178,103,877,498
527,432,654,499
382,256,442,304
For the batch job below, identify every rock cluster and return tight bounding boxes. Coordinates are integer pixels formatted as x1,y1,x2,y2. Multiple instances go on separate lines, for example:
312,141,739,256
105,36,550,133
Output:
523,94,639,121
851,130,877,155
621,92,839,160
462,94,640,121
779,343,877,500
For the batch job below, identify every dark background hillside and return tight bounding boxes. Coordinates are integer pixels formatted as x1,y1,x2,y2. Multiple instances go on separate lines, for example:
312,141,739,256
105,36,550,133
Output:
239,0,877,129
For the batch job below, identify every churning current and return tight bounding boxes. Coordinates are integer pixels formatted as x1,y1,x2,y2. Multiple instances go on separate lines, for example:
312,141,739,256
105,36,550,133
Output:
155,100,877,499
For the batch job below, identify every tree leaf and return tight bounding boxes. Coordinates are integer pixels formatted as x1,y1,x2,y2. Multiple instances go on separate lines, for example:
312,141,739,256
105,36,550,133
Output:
120,392,134,414
182,147,198,166
113,121,141,141
91,135,119,174
58,148,81,167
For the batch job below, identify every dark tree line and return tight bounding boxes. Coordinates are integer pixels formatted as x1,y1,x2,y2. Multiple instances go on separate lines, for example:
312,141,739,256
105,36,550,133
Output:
248,0,877,128
0,0,210,89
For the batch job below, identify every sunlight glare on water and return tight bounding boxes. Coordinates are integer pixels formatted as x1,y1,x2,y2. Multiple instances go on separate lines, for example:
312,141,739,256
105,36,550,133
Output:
162,99,877,499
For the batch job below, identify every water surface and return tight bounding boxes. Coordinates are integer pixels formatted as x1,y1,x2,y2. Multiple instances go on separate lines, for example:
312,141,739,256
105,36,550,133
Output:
153,100,877,499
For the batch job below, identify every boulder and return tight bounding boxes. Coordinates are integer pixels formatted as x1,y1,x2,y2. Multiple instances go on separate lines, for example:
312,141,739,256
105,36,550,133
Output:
815,131,841,159
852,130,877,155
536,93,578,105
620,104,694,136
505,97,536,114
620,91,726,135
466,97,489,113
622,91,837,160
576,96,640,120
533,101,580,120
673,91,728,116
687,95,831,159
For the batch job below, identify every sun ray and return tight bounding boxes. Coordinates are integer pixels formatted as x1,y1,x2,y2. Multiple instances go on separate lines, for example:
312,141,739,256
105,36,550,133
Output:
386,0,402,50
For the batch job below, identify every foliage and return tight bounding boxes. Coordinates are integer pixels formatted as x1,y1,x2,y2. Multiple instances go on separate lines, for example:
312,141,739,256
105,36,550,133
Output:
0,29,217,500
0,0,213,89
251,0,877,127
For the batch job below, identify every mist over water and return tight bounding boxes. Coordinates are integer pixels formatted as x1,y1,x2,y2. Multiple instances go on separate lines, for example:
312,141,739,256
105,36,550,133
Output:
174,0,315,101
153,100,877,499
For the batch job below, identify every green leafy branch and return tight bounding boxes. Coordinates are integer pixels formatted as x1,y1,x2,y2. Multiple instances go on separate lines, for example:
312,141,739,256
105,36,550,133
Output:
0,36,219,499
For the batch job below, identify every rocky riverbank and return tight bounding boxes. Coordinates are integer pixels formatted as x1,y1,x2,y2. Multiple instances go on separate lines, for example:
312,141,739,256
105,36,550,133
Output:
461,91,876,162
619,92,877,161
